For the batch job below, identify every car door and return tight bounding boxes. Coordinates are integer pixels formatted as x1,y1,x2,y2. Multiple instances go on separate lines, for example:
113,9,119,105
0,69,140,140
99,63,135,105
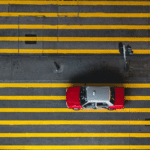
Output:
96,102,109,109
83,102,96,109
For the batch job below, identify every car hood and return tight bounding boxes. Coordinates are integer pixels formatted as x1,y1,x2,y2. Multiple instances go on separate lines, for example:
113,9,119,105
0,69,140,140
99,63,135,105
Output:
114,87,124,105
66,87,82,108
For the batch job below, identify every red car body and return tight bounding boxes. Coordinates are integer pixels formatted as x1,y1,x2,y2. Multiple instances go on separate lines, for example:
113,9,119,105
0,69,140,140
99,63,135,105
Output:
66,87,82,109
66,86,124,110
109,87,125,109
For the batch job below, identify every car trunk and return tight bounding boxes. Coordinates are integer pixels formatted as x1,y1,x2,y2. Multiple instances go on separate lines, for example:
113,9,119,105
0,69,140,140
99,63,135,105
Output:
66,87,82,109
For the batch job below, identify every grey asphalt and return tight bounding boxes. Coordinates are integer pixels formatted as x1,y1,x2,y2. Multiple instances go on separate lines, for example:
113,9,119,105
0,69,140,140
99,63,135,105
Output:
0,2,149,150
1,55,150,81
0,55,149,147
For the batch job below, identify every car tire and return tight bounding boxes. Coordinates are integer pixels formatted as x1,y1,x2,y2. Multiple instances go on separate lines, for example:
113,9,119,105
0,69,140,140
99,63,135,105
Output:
73,108,79,110
108,108,114,110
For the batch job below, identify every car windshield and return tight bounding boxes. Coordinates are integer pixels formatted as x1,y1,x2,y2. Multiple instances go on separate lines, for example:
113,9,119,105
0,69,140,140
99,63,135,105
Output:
110,87,115,104
80,86,87,105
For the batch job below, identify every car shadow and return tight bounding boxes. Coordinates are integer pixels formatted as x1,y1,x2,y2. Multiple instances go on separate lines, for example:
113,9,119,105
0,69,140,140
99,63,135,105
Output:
70,66,126,83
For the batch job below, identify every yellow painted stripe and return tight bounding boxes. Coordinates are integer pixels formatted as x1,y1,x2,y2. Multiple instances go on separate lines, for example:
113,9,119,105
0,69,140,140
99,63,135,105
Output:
125,96,150,100
21,25,57,29
56,25,150,30
133,50,150,54
0,49,18,53
20,49,58,54
78,1,150,6
0,108,149,113
0,96,66,100
0,120,149,125
58,37,150,42
0,0,58,5
0,1,149,6
0,12,59,17
78,13,150,18
1,133,150,138
0,96,149,101
0,49,150,54
0,37,149,42
1,83,150,88
0,12,149,18
19,37,58,41
1,145,150,150
0,37,57,41
0,83,84,88
20,49,120,54
1,25,150,30
57,49,150,54
0,25,18,29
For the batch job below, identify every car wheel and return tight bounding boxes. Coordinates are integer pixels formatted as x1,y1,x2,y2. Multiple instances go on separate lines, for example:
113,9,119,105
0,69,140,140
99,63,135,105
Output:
108,108,114,110
73,108,79,110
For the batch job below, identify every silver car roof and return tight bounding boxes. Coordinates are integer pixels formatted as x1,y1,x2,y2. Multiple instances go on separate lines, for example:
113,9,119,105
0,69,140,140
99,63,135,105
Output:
86,86,110,102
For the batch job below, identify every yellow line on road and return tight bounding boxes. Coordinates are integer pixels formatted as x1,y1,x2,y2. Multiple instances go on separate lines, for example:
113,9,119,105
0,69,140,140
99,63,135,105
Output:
0,96,149,101
0,0,58,5
0,37,149,42
58,37,150,42
24,25,150,30
125,96,150,100
46,49,150,54
19,49,120,54
78,1,150,6
0,83,83,88
0,145,150,149
53,49,150,54
0,120,149,125
0,12,59,17
0,108,149,113
0,49,150,54
78,13,150,18
0,12,149,18
133,50,150,54
1,133,150,138
1,25,150,30
0,25,19,29
0,1,149,6
0,37,18,41
0,49,19,53
0,37,57,41
1,83,150,88
0,96,66,100
19,49,58,54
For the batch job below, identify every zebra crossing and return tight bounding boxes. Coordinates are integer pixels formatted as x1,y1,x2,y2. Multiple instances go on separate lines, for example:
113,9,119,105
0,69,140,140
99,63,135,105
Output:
0,82,150,149
0,0,149,54
0,0,149,149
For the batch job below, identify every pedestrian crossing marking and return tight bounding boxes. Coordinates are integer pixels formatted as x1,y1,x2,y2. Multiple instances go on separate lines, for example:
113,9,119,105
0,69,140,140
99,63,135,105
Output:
0,96,66,100
0,1,149,149
0,25,150,30
1,133,150,138
125,96,150,100
0,37,149,42
0,96,149,100
58,37,150,42
0,83,150,88
1,49,150,54
0,12,149,17
78,1,150,6
0,1,149,6
0,120,149,125
0,108,149,113
0,145,150,149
